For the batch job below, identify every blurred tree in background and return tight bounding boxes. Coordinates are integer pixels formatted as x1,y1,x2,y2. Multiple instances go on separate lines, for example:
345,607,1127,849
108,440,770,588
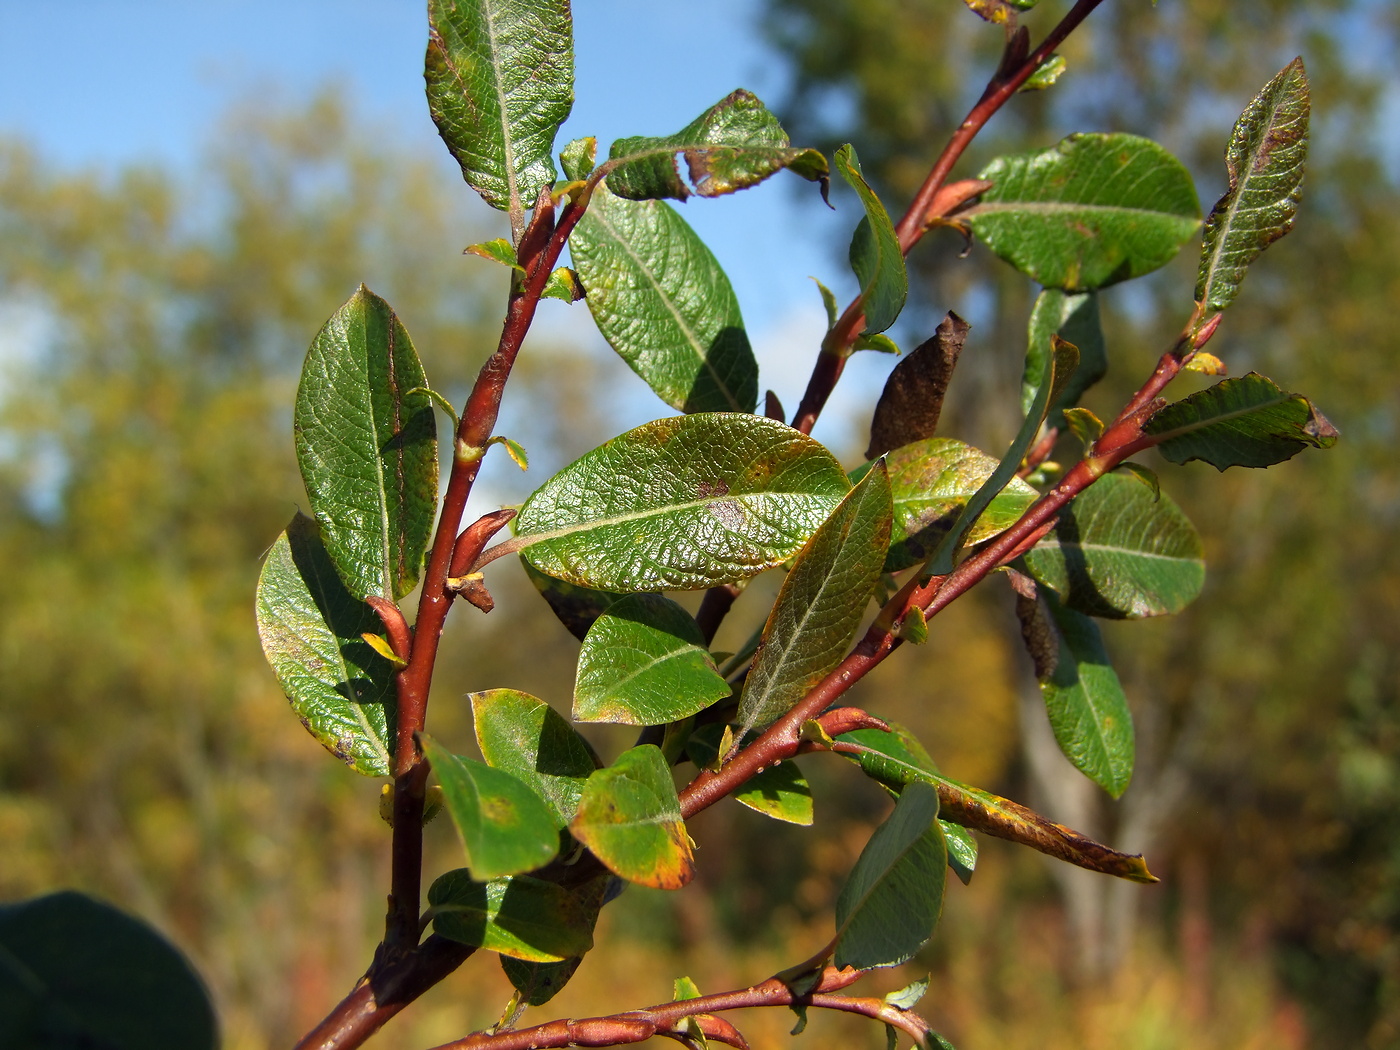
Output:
0,4,1396,1048
760,0,1400,1046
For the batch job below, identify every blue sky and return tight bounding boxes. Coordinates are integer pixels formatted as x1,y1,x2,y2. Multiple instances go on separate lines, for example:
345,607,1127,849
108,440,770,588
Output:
0,1,893,456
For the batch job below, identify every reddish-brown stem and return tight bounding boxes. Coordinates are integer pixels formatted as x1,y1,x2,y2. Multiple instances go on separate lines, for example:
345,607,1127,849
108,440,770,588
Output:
790,0,1108,437
424,967,931,1050
366,596,412,662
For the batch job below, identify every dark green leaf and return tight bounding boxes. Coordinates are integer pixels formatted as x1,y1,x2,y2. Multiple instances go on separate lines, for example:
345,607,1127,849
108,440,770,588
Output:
471,689,597,828
422,735,561,879
500,955,586,1007
866,312,968,460
965,134,1200,290
521,558,627,642
256,513,395,776
516,414,850,591
426,0,573,213
428,868,601,961
605,90,827,202
1022,290,1107,425
686,724,814,825
575,594,731,725
294,286,437,601
570,745,695,888
738,464,892,734
836,728,1155,882
833,781,945,970
834,143,907,335
878,437,1038,573
1038,589,1134,797
1022,470,1204,618
0,891,216,1050
1141,372,1338,470
570,182,758,412
1197,58,1310,315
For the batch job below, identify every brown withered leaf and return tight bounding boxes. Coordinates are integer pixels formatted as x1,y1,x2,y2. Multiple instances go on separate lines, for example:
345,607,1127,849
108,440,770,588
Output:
1007,569,1058,679
866,312,970,460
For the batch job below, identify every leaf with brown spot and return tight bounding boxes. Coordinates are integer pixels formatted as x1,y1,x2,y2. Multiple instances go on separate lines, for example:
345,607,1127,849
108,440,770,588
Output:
570,745,695,889
866,312,969,460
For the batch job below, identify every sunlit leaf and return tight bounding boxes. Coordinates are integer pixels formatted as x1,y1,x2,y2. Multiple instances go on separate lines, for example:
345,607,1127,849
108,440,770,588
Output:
835,143,907,334
1197,58,1310,315
570,745,695,889
1022,470,1204,618
256,513,395,776
605,90,827,201
833,781,945,970
294,286,437,601
575,594,731,725
570,182,758,413
1141,372,1338,470
428,868,601,961
964,134,1200,290
1022,289,1106,425
471,689,597,828
738,464,892,734
515,414,850,591
686,724,814,825
426,0,573,212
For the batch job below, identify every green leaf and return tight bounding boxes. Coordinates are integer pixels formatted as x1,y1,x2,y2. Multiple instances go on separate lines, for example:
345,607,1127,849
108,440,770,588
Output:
1196,58,1310,315
570,181,758,413
422,735,561,879
540,266,585,303
924,337,1076,576
877,437,1038,573
604,89,828,202
833,781,945,970
1141,372,1338,470
294,286,437,601
428,868,601,961
1021,53,1066,91
559,135,596,182
256,513,395,777
813,276,839,330
521,558,628,642
466,237,519,268
1022,290,1107,425
1022,470,1204,618
500,955,586,1007
965,134,1200,290
686,724,814,825
575,594,731,725
738,463,893,734
835,724,977,883
426,0,573,213
836,728,1155,882
885,975,930,1011
570,745,695,889
834,143,907,335
0,891,216,1050
515,414,851,591
471,689,597,828
1037,589,1134,797
866,312,968,460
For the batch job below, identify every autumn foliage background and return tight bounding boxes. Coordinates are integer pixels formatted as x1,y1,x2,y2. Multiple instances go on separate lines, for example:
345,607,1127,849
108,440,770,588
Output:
2,2,1399,1048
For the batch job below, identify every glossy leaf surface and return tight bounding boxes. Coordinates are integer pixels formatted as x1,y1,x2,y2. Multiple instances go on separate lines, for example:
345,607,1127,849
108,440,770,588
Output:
1197,59,1310,314
471,689,597,828
516,414,850,591
1023,470,1204,619
0,891,216,1050
605,89,827,201
575,594,730,725
256,513,395,776
837,728,1155,882
570,182,758,412
429,869,599,962
833,781,945,970
1022,290,1106,425
875,438,1038,573
738,464,892,734
1038,590,1134,797
426,0,573,211
965,134,1200,290
570,745,695,888
1141,372,1338,470
294,286,437,601
835,143,907,335
422,735,561,879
